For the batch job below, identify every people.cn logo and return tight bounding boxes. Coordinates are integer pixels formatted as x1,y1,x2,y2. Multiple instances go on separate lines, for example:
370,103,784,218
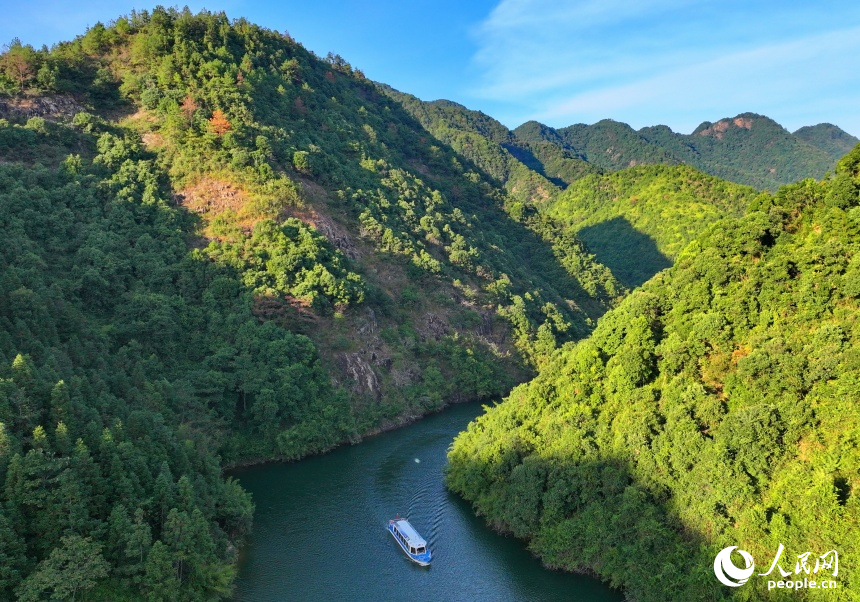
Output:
714,546,756,587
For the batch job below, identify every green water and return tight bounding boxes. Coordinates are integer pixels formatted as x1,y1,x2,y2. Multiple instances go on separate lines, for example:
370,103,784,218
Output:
231,402,624,602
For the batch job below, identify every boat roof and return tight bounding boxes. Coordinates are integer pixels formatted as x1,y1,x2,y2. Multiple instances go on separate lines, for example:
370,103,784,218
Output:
393,520,427,546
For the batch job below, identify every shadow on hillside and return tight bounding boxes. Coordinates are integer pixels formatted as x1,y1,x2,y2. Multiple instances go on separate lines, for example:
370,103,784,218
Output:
501,142,568,188
376,90,616,336
577,216,672,289
446,452,725,601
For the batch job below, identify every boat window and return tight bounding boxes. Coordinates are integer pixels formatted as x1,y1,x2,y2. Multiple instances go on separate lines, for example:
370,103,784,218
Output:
417,547,425,554
410,547,416,554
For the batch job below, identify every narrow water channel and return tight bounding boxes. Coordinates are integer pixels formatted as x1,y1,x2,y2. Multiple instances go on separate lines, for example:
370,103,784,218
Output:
231,402,624,601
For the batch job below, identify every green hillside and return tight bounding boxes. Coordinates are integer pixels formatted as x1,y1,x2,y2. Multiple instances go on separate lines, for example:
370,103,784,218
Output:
515,113,849,190
384,89,601,195
377,88,623,324
447,144,860,601
0,6,854,601
0,9,625,599
794,123,860,162
545,165,759,287
387,92,756,290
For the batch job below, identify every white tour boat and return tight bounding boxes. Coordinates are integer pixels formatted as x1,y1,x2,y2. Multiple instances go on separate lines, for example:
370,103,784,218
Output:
387,517,432,566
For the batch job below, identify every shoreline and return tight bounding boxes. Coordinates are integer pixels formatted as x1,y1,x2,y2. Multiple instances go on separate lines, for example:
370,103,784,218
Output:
222,396,488,472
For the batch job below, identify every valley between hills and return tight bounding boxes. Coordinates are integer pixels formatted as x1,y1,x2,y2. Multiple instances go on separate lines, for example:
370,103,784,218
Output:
0,8,857,601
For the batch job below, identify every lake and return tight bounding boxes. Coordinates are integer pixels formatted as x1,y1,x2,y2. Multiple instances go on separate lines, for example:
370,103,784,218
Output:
231,402,624,602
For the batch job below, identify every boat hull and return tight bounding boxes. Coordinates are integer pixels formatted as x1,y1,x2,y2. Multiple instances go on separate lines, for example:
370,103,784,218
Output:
387,522,432,566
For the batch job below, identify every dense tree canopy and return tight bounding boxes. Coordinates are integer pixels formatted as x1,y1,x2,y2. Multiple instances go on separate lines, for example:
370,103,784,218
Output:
447,144,860,601
546,164,759,287
1,6,855,600
514,115,853,191
0,8,627,598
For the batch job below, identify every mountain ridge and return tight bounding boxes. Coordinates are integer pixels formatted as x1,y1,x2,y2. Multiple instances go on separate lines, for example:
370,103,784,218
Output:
514,112,857,190
385,90,763,292
0,7,856,601
447,143,860,601
0,9,636,599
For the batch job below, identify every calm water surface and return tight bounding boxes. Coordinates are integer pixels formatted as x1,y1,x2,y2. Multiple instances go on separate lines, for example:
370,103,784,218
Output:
231,402,623,602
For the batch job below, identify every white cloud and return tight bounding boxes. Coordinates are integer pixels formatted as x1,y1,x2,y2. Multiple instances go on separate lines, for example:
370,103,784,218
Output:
471,0,702,97
468,0,860,134
479,0,694,35
536,26,860,132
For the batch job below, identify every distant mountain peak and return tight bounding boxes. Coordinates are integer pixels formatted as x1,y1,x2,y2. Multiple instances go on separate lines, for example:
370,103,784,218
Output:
695,117,753,139
514,111,851,189
428,98,469,111
795,122,845,135
793,123,860,161
593,118,634,130
794,123,858,141
692,113,787,139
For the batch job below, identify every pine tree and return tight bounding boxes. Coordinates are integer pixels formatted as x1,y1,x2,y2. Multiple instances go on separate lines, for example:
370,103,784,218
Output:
16,535,109,602
127,507,153,571
0,507,26,597
153,462,175,532
208,110,232,136
180,95,198,121
141,540,179,602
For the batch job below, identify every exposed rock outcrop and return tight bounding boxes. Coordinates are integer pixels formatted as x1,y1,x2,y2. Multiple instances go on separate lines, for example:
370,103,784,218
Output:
420,312,449,341
339,352,381,398
698,117,753,139
0,95,85,121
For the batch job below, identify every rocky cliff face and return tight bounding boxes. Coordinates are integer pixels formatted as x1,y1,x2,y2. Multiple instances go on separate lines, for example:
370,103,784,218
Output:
0,95,85,120
697,116,753,139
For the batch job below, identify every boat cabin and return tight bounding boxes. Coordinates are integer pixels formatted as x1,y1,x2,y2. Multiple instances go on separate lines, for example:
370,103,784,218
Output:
388,518,431,565
391,520,427,555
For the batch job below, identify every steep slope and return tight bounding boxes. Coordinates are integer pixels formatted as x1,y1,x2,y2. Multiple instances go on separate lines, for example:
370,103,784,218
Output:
545,165,759,287
0,9,624,600
447,144,860,601
553,119,680,171
794,123,860,162
516,113,846,190
388,92,758,292
384,89,602,193
377,88,623,323
513,139,602,188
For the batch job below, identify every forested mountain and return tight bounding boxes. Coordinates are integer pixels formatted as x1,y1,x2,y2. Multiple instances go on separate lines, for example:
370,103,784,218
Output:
386,91,761,291
0,9,628,599
516,118,679,173
544,165,759,287
383,88,601,195
794,123,860,161
447,144,860,601
514,114,855,190
1,7,854,602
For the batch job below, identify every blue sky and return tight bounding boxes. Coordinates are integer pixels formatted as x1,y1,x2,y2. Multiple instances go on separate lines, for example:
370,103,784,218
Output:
1,0,858,136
